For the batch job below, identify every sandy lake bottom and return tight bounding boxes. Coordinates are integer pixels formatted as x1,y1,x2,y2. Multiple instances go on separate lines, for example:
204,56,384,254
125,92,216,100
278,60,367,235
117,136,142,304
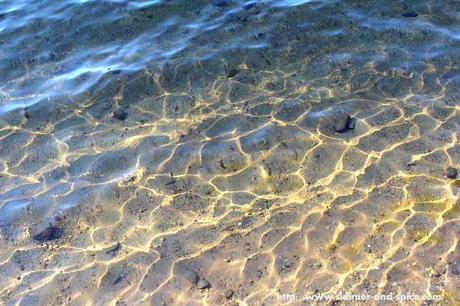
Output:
0,0,460,305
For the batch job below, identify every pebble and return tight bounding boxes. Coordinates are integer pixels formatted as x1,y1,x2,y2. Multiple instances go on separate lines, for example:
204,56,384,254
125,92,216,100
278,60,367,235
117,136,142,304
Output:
197,279,211,289
105,242,122,255
225,289,234,299
402,11,418,17
226,69,239,78
33,225,63,242
347,117,356,130
405,161,417,170
332,111,355,133
445,167,458,179
113,107,128,120
451,262,460,275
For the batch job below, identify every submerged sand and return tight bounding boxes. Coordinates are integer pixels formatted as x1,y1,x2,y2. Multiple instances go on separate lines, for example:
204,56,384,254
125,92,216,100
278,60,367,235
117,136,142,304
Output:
0,0,460,305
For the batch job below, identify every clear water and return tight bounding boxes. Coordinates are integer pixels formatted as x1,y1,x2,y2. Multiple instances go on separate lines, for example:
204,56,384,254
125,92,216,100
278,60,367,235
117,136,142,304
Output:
0,0,459,304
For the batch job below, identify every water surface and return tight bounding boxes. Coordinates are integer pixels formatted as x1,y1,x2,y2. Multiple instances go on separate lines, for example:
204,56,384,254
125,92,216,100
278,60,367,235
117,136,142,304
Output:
0,0,459,304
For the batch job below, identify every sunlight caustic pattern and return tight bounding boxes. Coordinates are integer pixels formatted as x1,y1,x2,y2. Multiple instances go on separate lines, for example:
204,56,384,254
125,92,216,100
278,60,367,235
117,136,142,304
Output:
0,0,460,305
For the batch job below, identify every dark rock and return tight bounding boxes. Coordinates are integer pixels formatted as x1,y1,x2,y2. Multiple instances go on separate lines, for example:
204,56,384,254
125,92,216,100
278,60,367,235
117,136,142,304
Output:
431,267,446,278
197,279,211,289
445,167,458,179
212,0,227,7
33,226,63,242
450,262,460,275
105,242,122,254
112,275,123,285
331,111,355,133
402,11,418,17
49,52,58,61
347,117,356,130
226,69,239,78
405,161,417,170
113,107,128,120
24,110,30,119
225,289,234,299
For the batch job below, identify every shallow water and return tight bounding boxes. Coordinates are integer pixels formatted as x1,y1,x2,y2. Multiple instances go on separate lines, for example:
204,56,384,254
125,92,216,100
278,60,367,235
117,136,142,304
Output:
0,0,460,305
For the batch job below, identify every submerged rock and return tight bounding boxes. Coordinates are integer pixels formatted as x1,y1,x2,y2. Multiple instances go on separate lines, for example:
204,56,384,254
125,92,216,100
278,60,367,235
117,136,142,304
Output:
33,225,63,242
347,117,357,130
445,167,458,179
330,111,355,133
113,107,128,120
105,242,122,255
225,289,234,299
402,11,418,17
197,279,211,289
226,69,239,78
450,262,460,275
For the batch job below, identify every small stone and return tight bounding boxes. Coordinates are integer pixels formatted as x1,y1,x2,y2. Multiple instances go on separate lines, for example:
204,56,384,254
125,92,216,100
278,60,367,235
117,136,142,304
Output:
24,110,30,119
402,11,418,17
450,262,460,275
105,242,122,255
331,111,354,133
226,69,239,78
445,167,458,179
347,117,356,130
113,108,128,120
432,269,445,278
225,289,234,299
197,279,211,289
33,226,63,242
112,275,123,285
405,161,417,170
